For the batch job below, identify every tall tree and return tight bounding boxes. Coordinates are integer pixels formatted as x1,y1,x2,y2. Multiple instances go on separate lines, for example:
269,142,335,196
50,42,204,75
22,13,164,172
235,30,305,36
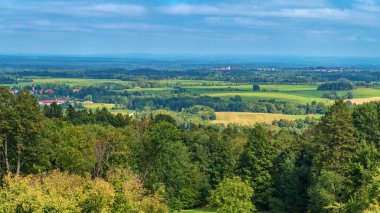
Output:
14,91,44,175
309,100,358,212
140,122,202,210
236,125,276,210
0,86,17,174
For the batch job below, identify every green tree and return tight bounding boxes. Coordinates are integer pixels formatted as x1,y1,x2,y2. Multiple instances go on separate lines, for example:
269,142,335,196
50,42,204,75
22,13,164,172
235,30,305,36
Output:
0,86,18,174
210,176,255,213
352,102,380,145
312,100,357,175
140,122,202,209
252,84,260,92
236,125,276,209
44,102,63,118
53,125,95,175
309,100,358,212
14,91,44,175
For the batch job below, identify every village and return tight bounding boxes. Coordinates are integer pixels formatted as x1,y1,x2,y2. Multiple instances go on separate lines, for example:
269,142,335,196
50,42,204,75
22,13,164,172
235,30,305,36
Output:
8,83,94,106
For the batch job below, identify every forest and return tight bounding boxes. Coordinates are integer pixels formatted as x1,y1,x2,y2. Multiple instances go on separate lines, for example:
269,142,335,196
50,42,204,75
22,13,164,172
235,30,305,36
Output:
1,85,380,212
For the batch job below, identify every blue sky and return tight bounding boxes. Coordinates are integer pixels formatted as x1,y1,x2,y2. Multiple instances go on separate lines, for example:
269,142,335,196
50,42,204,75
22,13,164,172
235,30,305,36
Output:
1,0,380,56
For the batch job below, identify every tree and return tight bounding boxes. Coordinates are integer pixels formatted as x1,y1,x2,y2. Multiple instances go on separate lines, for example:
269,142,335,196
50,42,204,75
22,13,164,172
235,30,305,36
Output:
210,176,255,213
0,86,17,174
44,102,63,118
308,170,347,212
13,91,44,175
106,168,169,213
352,102,380,146
309,100,358,212
252,84,261,92
236,125,276,209
312,100,357,175
140,122,202,209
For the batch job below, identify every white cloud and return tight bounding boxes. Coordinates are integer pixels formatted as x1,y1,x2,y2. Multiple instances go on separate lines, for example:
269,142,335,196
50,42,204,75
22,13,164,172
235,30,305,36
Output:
0,2,146,17
161,3,351,20
95,23,169,31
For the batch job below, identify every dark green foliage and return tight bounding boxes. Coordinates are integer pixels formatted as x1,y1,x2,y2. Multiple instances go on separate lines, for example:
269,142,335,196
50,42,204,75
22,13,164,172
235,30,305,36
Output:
236,125,276,210
252,84,260,92
140,122,203,209
4,82,380,212
352,101,380,145
184,128,235,188
309,100,358,212
312,100,357,174
43,102,64,118
153,114,176,125
317,82,353,91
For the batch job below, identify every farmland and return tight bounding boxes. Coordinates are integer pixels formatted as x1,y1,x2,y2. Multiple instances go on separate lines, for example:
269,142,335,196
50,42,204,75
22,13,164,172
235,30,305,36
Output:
211,112,321,126
5,77,380,109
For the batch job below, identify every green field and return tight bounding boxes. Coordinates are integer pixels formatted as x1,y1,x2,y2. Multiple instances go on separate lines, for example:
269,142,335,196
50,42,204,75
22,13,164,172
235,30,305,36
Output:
179,208,216,213
4,78,132,88
155,79,233,86
34,78,132,87
203,86,380,105
4,78,380,106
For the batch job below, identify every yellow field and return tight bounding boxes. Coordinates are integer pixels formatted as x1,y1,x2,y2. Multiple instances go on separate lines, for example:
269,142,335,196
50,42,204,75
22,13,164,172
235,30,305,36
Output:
347,97,380,104
83,103,115,109
211,112,318,126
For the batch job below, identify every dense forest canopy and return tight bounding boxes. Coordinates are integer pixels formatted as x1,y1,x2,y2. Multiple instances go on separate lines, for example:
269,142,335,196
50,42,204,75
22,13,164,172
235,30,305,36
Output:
1,85,380,212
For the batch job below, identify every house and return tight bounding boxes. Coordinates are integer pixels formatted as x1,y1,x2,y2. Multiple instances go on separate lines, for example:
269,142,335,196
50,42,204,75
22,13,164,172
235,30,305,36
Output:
38,99,66,106
45,89,55,94
9,89,19,95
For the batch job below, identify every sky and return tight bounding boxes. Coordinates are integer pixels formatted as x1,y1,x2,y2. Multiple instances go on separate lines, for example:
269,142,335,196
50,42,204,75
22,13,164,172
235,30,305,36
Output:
1,0,380,57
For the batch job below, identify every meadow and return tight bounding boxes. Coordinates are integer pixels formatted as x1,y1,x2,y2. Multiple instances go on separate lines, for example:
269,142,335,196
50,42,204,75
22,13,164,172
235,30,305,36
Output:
211,112,321,126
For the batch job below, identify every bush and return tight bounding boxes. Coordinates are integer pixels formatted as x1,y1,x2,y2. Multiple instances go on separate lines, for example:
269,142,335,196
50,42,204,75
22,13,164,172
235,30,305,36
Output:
210,176,255,213
0,171,115,212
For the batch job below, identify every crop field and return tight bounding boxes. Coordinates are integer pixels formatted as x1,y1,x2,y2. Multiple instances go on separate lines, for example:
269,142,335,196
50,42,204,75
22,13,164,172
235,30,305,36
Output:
83,103,116,109
348,97,380,104
211,112,321,126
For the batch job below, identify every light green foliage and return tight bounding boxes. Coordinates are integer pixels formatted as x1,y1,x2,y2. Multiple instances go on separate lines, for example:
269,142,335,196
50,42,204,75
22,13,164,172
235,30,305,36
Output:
210,176,254,213
107,168,169,213
53,125,96,174
0,171,115,212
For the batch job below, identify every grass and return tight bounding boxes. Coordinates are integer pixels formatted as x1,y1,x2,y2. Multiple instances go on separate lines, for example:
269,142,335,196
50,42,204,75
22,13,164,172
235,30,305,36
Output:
155,79,231,86
82,103,132,115
179,208,216,213
203,87,380,105
211,112,321,126
204,91,330,104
